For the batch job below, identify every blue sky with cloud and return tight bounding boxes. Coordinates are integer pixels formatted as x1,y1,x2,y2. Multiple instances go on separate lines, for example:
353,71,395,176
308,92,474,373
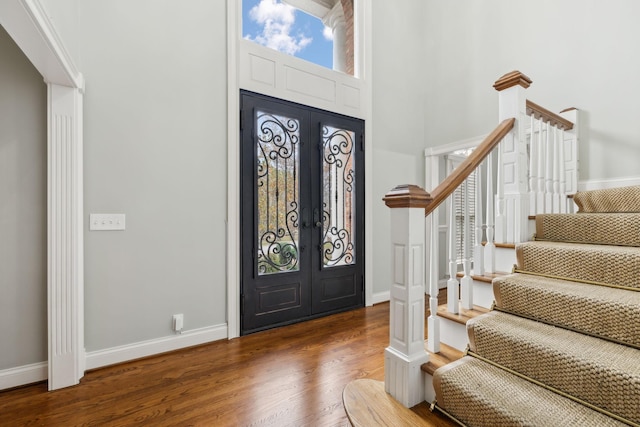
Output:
243,0,333,69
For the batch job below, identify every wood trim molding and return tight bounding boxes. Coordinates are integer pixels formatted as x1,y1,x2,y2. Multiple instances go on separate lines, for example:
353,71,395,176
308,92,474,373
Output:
383,184,432,209
426,118,515,216
493,70,532,91
527,100,574,130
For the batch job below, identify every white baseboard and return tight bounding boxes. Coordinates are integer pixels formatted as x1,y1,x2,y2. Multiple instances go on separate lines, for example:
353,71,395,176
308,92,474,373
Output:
578,176,640,191
0,361,47,390
85,323,228,371
372,291,390,304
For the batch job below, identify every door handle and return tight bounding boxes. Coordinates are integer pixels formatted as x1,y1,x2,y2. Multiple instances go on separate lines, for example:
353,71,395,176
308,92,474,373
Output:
313,208,322,228
302,208,310,228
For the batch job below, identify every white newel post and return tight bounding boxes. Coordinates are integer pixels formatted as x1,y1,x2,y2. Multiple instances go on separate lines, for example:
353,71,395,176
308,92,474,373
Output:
48,83,85,390
383,185,431,408
493,71,531,243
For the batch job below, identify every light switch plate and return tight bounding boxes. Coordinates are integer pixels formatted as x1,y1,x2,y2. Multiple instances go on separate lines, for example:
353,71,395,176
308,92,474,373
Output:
90,214,126,231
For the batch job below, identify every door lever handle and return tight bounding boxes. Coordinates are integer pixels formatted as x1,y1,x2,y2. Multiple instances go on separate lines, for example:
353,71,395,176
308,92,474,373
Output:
313,208,322,228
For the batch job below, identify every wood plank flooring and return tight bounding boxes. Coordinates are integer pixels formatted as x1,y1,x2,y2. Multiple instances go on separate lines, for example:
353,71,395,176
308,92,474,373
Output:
0,300,455,426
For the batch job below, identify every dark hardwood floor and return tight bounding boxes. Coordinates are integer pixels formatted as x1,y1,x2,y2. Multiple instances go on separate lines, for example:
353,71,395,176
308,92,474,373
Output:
0,299,454,426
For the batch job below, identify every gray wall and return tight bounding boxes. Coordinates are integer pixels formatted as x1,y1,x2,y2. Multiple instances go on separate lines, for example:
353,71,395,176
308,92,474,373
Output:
0,25,47,369
370,0,427,296
76,0,228,351
423,0,640,181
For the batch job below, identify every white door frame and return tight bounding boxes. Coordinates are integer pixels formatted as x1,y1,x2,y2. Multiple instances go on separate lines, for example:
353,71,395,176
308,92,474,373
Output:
0,0,84,390
226,0,373,338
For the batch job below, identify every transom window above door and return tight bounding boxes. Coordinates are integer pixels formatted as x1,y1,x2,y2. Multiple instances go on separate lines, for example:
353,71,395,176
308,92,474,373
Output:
242,0,354,75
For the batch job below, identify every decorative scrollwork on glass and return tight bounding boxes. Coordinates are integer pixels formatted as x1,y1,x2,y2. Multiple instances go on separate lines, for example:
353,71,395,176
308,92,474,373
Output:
321,125,355,267
256,111,300,275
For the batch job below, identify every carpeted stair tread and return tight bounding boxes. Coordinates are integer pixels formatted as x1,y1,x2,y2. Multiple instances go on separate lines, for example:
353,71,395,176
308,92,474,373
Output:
493,273,640,348
573,185,640,213
433,356,627,427
467,311,640,424
515,241,640,289
535,213,640,246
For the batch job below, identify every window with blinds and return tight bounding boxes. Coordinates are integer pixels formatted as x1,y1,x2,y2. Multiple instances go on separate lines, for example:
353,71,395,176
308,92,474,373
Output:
448,151,476,265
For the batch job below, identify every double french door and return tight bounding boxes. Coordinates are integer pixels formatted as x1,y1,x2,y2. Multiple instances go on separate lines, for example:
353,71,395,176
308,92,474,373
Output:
240,91,364,334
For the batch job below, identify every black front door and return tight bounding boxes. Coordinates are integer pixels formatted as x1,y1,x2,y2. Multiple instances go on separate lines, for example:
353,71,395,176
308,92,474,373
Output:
240,91,364,334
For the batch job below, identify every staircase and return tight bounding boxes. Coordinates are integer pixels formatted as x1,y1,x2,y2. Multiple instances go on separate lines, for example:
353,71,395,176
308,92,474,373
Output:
343,71,640,426
431,185,640,426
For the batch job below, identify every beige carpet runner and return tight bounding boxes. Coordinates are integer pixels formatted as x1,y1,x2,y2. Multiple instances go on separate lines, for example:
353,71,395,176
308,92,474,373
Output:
432,186,640,427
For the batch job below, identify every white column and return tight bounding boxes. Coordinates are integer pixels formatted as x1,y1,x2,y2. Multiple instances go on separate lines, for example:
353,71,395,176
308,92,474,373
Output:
494,71,531,243
48,83,84,390
323,2,347,73
383,185,431,408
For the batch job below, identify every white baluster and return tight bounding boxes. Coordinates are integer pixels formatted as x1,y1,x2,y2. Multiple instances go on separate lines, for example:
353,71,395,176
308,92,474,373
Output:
495,146,505,243
553,126,561,213
474,166,484,276
545,121,554,213
485,151,496,273
460,180,473,310
528,114,538,216
447,196,459,314
536,117,546,214
559,127,567,213
427,213,440,353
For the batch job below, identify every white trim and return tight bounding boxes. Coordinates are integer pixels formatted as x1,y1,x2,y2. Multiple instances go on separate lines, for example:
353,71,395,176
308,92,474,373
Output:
0,362,48,391
0,0,83,88
424,134,487,157
226,0,241,339
372,291,390,304
85,324,228,371
0,0,85,391
361,0,374,307
47,83,84,390
577,176,640,191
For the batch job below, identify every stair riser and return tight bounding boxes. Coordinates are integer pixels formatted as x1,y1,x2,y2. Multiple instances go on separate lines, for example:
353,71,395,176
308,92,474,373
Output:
491,246,516,273
472,280,494,309
438,318,468,352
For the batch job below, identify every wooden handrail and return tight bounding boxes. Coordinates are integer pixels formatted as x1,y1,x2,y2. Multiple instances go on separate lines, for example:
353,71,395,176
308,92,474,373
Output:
526,100,573,130
425,118,515,216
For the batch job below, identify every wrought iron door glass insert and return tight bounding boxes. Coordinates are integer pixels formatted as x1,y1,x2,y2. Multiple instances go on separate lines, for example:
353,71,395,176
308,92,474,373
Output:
322,125,355,267
256,110,300,275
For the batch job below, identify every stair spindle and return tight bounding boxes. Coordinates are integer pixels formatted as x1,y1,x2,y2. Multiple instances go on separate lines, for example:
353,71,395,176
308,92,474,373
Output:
474,165,484,276
536,117,546,214
528,114,538,216
545,121,554,212
485,151,496,273
447,196,459,314
460,179,473,310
